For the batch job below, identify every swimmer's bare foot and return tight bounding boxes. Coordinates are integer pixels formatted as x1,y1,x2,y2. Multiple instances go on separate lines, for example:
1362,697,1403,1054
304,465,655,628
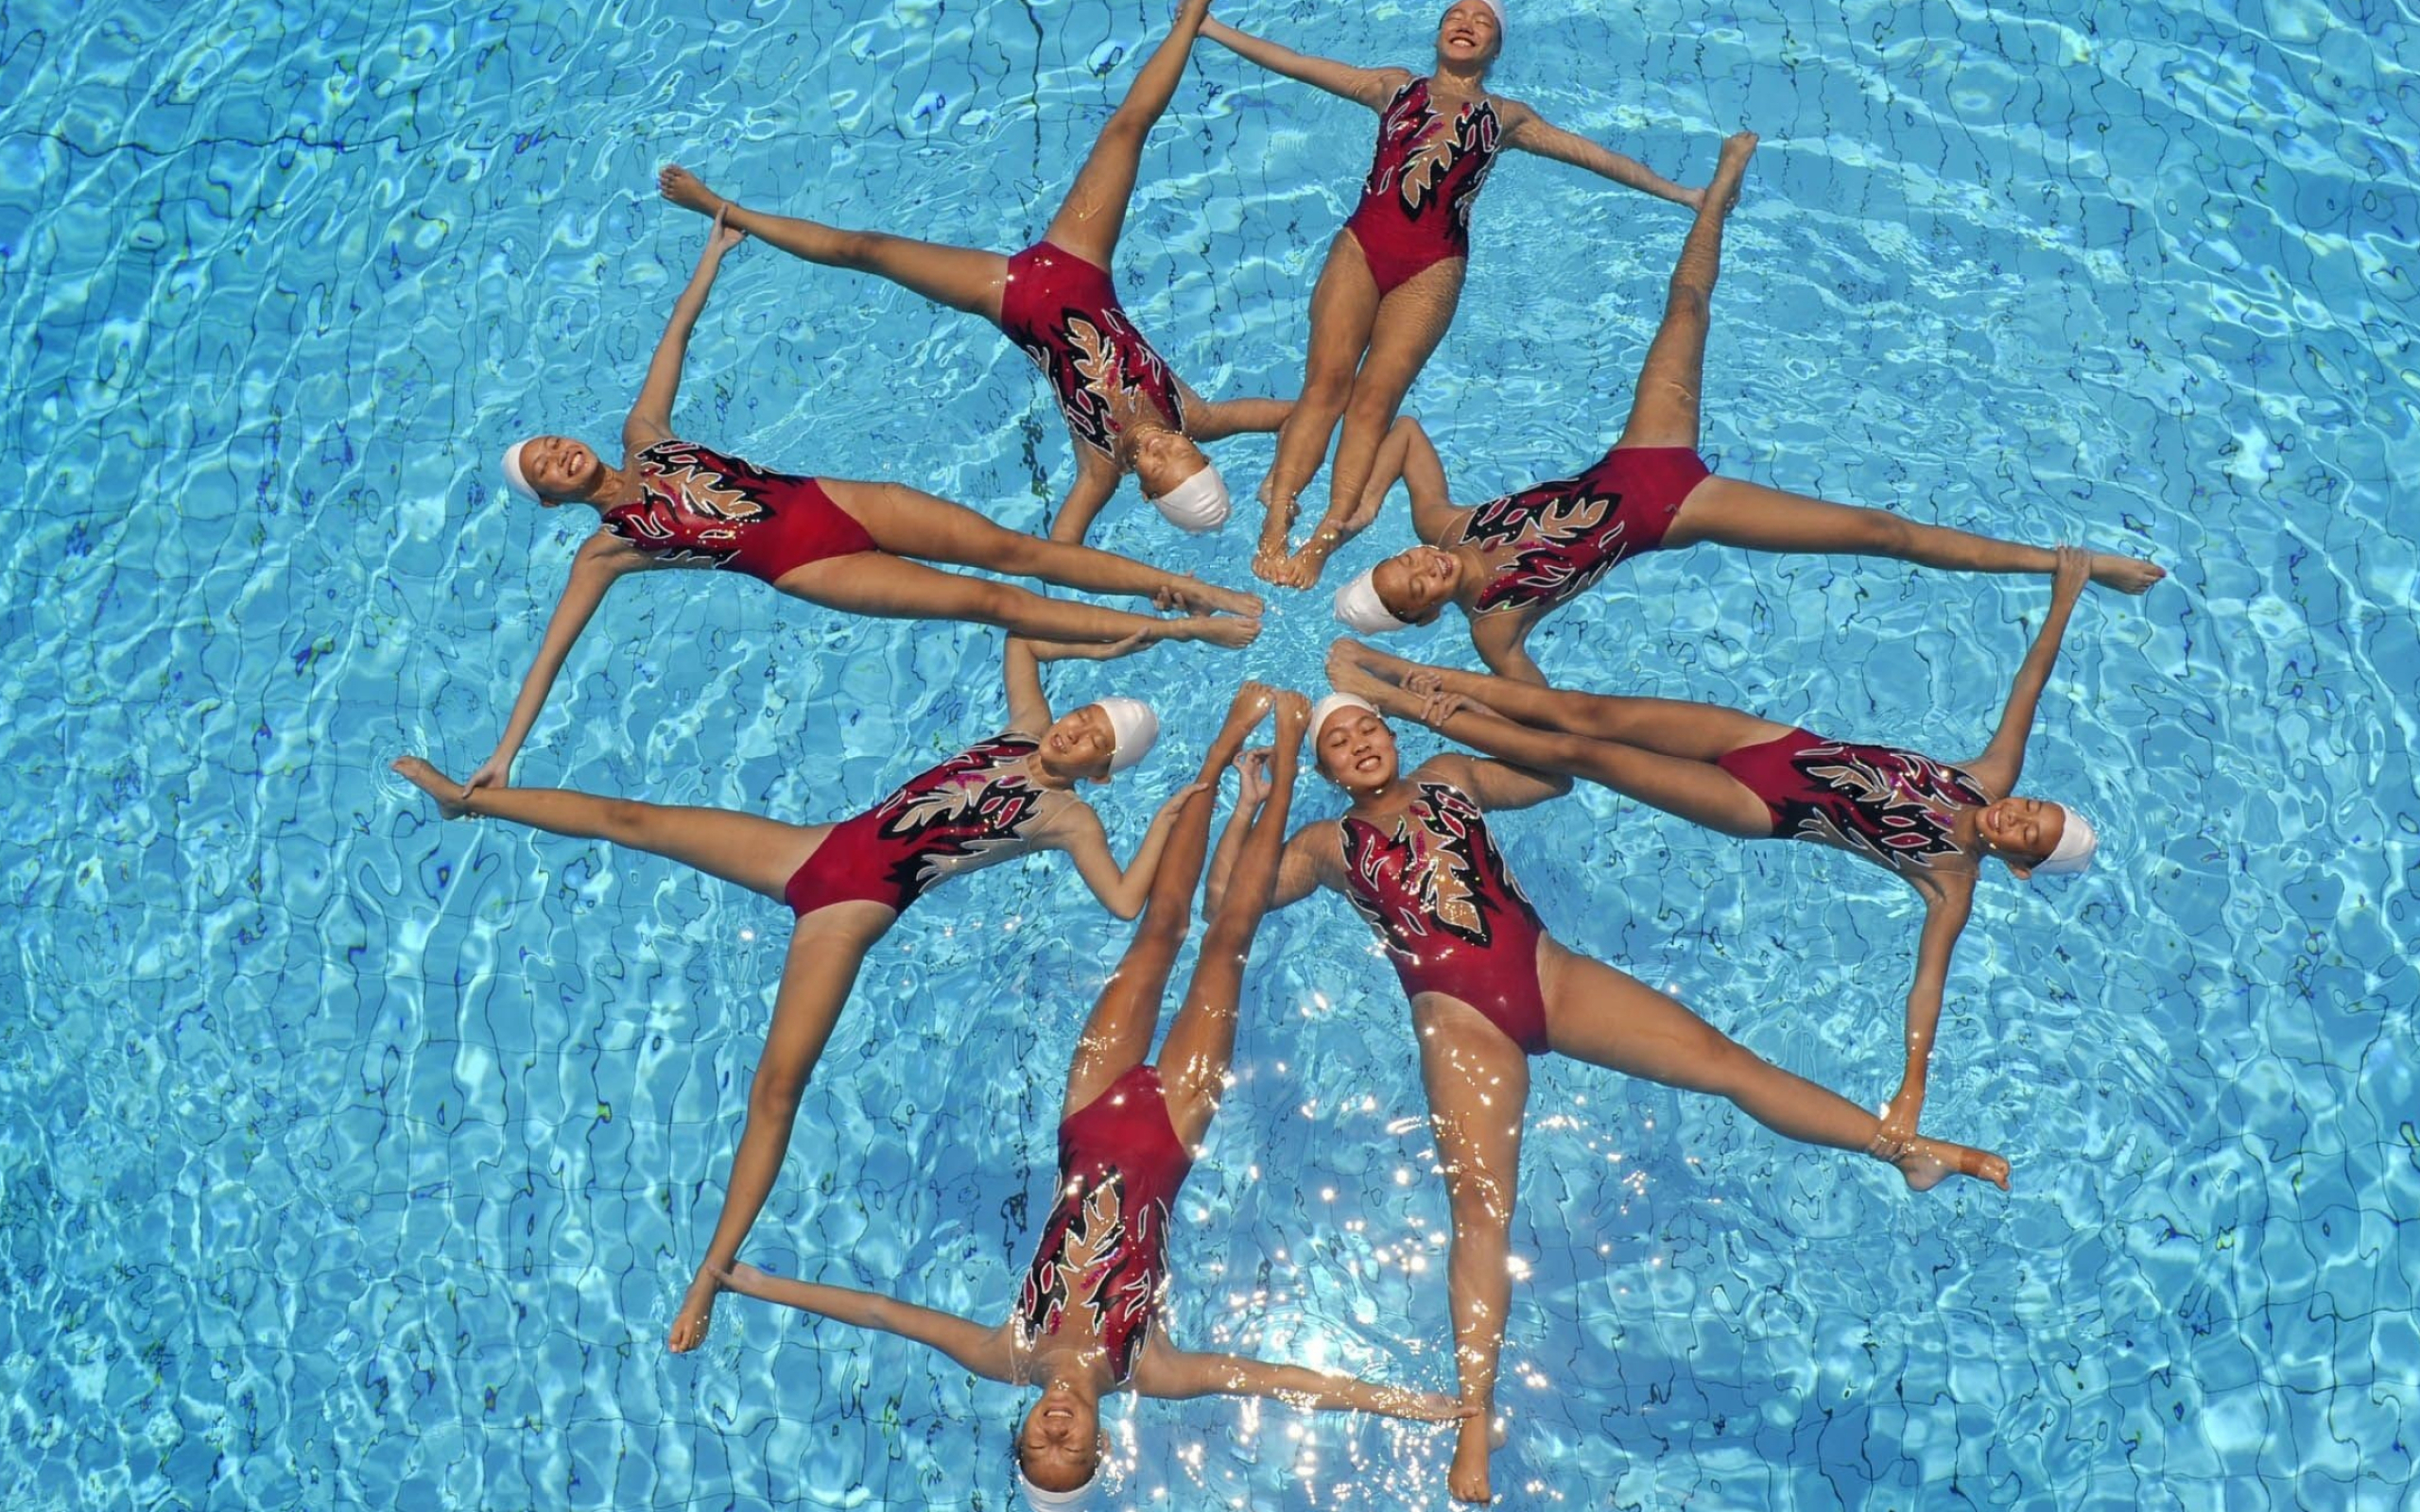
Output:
1707,130,1758,215
658,165,730,218
1326,636,1420,689
392,757,474,819
1216,682,1279,750
1184,614,1263,649
2090,553,2165,593
1324,653,1420,719
1447,1416,1494,1503
667,1266,721,1353
1164,576,1263,617
1872,1131,2010,1192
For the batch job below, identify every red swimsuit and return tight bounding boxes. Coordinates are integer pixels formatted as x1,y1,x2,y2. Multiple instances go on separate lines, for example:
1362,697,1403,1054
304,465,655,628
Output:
1344,77,1504,295
784,733,1052,918
1453,446,1713,615
999,241,1188,458
1717,729,1988,872
1339,779,1551,1055
1014,1064,1194,1385
602,440,877,583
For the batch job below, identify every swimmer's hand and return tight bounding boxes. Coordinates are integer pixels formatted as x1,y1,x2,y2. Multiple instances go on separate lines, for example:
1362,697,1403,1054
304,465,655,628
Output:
2050,542,2092,605
1877,1082,1925,1148
700,203,747,265
1153,780,1213,822
1384,1389,1480,1423
718,1262,774,1299
1023,630,1151,662
1232,748,1274,807
460,751,513,799
393,757,475,820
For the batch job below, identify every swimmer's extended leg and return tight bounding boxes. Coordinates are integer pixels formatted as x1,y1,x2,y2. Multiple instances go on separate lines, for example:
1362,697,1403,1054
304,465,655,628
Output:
1665,475,2166,593
785,551,1260,648
1612,130,1757,454
389,758,817,902
1043,0,1213,267
659,165,1009,323
672,902,893,1352
1541,951,2012,1191
1155,690,1306,1146
1410,998,1531,1506
822,479,1262,617
1059,681,1275,1121
1306,258,1465,582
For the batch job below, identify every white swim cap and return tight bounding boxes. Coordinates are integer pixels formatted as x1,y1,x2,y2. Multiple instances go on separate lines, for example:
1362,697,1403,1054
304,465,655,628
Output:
1095,697,1160,774
500,439,543,503
1332,570,1411,635
1018,1470,1098,1510
1472,0,1508,30
1150,461,1231,533
2032,806,2099,877
1311,692,1380,740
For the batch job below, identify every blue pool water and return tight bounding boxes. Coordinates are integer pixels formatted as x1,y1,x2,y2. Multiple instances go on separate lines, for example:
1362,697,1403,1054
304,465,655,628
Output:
3,0,2413,1506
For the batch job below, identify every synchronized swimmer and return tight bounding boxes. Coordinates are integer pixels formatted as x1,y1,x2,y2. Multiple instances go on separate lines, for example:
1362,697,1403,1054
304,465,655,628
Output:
661,0,1288,543
1202,0,1703,588
406,1,2166,1503
1324,133,2161,682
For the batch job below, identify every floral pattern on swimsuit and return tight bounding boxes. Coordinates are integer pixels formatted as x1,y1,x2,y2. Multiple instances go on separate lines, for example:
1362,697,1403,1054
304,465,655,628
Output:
1338,779,1551,1053
1725,730,1991,874
1454,473,1633,615
1014,1065,1192,1386
1360,78,1502,244
856,732,1051,904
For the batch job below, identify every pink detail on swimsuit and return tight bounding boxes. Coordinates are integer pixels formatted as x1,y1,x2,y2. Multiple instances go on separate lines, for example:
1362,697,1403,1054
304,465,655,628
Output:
1339,779,1550,1055
602,440,877,584
1453,446,1712,614
783,733,1049,918
1716,729,1990,872
999,241,1188,458
1343,77,1503,295
1015,1064,1194,1386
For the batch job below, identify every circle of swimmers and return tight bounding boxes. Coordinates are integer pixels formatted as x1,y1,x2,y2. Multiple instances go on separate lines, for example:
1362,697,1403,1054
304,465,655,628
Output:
398,2,2163,1503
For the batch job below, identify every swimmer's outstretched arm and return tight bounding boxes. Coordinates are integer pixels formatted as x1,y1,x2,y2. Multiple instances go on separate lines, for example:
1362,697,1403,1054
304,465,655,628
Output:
719,1263,1013,1382
465,531,653,794
1055,783,1212,920
1882,879,1977,1143
624,208,747,452
1199,17,1405,110
1184,394,1294,442
1963,545,2093,795
1130,1346,1472,1422
1497,101,1703,210
1048,456,1121,544
1202,755,1327,917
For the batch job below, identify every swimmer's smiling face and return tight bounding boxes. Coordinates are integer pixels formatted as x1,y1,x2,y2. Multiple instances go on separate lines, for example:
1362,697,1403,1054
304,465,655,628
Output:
1372,546,1460,625
1045,703,1119,782
1317,706,1400,792
1436,0,1502,66
1016,1381,1103,1494
1976,796,2066,873
1131,426,1208,499
516,435,604,503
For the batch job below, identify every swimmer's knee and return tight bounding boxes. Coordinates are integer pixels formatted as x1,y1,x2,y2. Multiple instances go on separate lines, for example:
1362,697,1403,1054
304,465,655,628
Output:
748,1058,809,1114
596,798,657,846
1858,509,1915,554
1663,278,1711,325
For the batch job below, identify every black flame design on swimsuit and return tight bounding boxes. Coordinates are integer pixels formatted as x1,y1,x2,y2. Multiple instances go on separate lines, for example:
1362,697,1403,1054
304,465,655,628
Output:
601,440,777,569
865,733,1048,906
1363,78,1502,242
1772,739,1990,872
1340,780,1543,974
1454,474,1633,614
1016,1165,1172,1384
1004,245,1188,459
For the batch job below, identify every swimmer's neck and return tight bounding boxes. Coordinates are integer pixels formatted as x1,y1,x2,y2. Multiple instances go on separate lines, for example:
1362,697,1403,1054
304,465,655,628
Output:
1025,749,1085,792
